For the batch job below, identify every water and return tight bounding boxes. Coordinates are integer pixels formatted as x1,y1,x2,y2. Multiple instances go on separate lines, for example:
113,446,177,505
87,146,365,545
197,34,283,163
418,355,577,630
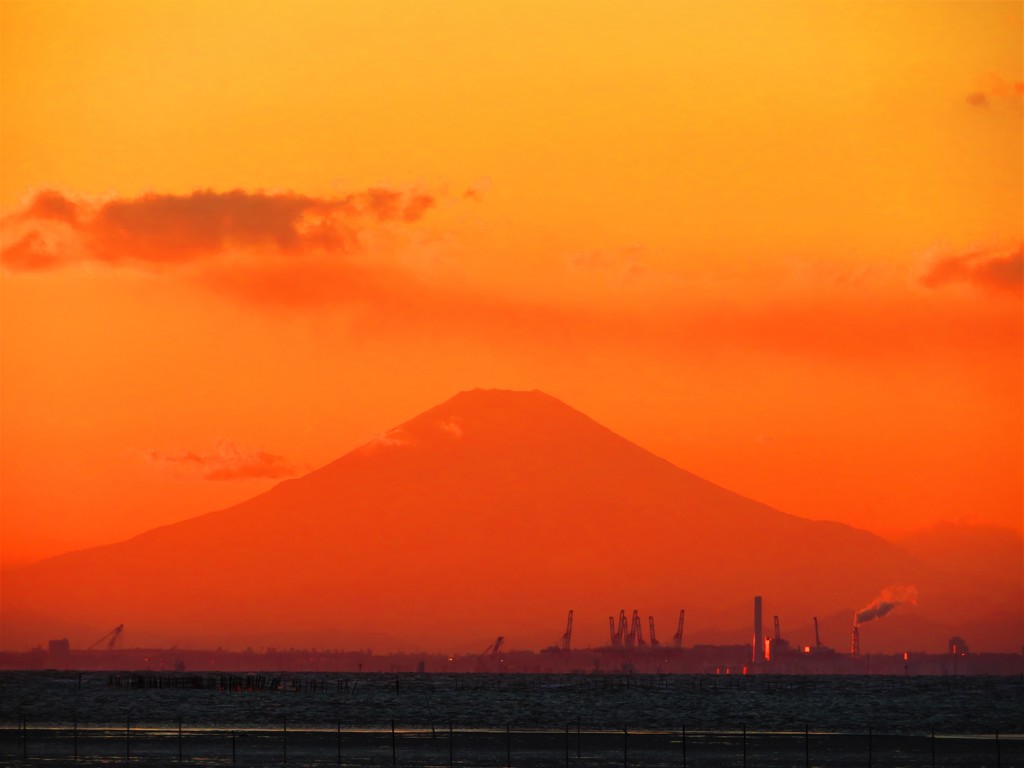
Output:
1,672,1021,765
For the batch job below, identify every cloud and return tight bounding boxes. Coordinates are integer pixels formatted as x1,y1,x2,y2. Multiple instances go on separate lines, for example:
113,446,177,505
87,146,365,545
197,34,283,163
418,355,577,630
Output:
438,417,463,438
1,187,436,271
920,247,1023,295
966,76,1024,107
148,441,299,481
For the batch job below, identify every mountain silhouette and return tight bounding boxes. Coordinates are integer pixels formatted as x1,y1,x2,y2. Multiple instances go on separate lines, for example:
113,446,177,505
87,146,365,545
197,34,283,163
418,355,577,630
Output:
1,389,1018,652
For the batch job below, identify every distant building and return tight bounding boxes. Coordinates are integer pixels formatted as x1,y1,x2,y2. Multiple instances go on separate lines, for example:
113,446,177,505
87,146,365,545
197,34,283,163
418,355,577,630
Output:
48,638,70,655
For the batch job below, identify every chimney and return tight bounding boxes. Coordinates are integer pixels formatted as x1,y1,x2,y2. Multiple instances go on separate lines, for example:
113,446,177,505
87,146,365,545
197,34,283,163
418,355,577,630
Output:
753,596,764,662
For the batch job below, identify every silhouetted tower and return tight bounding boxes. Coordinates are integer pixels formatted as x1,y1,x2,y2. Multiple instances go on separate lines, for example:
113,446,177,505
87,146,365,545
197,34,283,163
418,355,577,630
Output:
753,596,764,662
773,615,781,642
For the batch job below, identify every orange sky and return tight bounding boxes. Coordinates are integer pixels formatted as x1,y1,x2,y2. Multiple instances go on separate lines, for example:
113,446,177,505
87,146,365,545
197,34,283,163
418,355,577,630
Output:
1,0,1021,566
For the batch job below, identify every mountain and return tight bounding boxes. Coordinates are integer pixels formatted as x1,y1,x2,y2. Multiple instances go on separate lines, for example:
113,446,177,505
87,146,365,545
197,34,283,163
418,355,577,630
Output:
1,389,1019,653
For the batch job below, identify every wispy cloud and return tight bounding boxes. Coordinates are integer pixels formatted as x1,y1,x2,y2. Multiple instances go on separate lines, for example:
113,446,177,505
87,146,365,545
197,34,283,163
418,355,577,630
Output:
148,441,299,481
966,75,1024,108
921,246,1023,295
1,188,435,271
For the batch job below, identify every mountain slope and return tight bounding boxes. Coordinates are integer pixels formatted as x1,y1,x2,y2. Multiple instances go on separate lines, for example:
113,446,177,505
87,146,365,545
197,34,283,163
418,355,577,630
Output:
1,390,1016,652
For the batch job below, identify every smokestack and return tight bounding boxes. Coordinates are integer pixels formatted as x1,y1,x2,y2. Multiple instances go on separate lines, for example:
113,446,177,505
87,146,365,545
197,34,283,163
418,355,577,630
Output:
851,625,860,657
753,596,764,662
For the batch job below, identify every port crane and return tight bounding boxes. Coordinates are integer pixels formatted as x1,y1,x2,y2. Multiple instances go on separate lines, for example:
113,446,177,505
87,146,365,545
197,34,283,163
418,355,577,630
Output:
773,615,781,642
648,616,659,647
479,636,504,658
813,617,821,648
672,609,685,648
627,610,645,648
560,610,573,651
87,624,123,650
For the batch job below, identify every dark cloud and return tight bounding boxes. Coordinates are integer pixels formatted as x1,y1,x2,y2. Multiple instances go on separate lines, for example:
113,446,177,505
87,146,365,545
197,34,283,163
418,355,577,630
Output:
965,91,988,107
0,231,63,271
921,247,1023,295
966,76,1024,107
1,187,436,270
148,442,299,481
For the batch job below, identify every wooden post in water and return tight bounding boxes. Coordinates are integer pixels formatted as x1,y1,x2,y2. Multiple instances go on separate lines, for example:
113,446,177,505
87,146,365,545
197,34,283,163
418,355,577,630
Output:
283,716,288,764
805,724,809,768
449,722,453,768
392,719,397,766
21,711,26,760
577,715,581,759
931,728,935,768
565,723,569,767
73,711,78,760
232,731,236,764
178,716,183,762
996,731,1001,767
868,726,872,768
623,726,628,768
126,714,130,760
682,725,687,768
506,723,511,768
742,723,746,767
337,720,341,765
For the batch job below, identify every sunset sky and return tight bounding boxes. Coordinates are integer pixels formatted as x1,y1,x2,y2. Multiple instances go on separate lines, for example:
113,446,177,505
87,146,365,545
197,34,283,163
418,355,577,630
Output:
1,0,1021,567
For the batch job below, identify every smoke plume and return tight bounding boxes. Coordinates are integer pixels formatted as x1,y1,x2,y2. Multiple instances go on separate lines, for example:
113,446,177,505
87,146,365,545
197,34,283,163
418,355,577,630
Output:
855,585,918,625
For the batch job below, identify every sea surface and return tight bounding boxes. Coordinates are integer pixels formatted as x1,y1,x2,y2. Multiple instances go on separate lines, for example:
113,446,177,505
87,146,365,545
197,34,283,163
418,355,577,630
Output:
1,671,1021,766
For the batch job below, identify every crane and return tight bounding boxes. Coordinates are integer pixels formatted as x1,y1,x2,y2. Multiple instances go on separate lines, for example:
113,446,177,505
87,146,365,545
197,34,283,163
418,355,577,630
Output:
479,636,504,658
673,609,685,648
87,624,123,651
617,610,628,647
609,617,619,647
773,615,781,642
561,610,573,651
628,610,645,648
813,617,821,648
648,616,659,647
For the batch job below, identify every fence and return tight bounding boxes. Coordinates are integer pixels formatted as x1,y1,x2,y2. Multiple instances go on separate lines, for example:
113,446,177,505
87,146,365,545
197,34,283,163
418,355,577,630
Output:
0,720,1018,767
